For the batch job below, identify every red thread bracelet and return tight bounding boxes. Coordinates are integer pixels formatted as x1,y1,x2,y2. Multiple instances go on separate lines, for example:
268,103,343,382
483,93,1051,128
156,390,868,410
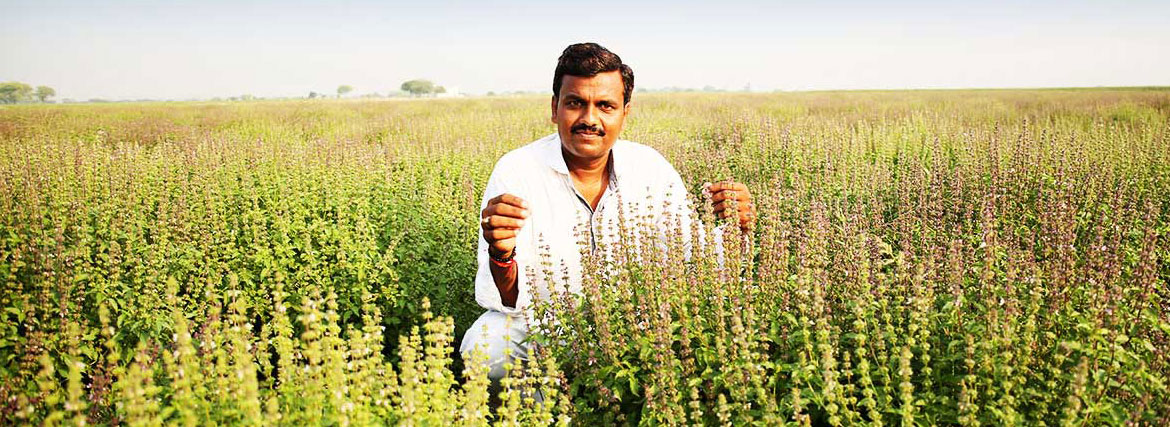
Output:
489,248,515,267
490,256,515,268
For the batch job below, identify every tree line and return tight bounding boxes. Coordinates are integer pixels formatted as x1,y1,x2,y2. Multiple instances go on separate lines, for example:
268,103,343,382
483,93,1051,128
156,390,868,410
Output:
309,80,448,99
0,82,56,103
0,79,452,104
399,79,446,97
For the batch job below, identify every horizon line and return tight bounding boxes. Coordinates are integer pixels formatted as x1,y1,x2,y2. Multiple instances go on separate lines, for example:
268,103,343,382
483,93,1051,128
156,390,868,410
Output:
3,85,1166,105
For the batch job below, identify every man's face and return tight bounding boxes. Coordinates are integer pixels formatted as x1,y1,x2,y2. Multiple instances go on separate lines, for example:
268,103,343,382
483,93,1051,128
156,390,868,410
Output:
551,70,629,164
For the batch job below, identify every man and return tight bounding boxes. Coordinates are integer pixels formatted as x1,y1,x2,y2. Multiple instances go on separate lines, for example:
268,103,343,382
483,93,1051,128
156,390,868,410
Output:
459,43,755,381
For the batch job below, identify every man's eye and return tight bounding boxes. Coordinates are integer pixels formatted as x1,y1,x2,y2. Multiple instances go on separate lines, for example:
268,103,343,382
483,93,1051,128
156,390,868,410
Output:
568,100,582,107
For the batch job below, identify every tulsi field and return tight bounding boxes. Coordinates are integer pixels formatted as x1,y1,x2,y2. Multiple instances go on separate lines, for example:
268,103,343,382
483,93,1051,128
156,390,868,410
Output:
1,89,1167,425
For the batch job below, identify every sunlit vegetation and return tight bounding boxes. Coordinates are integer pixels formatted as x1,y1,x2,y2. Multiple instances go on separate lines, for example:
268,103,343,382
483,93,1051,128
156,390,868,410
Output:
1,90,1167,424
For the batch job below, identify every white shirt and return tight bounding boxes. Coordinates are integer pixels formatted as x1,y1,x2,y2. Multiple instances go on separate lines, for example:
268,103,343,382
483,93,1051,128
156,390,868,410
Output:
474,133,700,317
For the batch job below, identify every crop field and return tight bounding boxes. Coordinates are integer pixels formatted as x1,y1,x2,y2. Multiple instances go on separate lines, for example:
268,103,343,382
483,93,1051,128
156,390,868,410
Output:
1,89,1168,425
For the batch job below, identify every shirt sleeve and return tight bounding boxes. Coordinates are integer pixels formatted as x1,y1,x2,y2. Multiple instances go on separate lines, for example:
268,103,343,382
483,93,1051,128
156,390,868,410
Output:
474,160,529,316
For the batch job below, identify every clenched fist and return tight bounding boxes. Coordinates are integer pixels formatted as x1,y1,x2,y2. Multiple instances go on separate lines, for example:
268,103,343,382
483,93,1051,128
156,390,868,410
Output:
480,193,530,258
705,181,756,232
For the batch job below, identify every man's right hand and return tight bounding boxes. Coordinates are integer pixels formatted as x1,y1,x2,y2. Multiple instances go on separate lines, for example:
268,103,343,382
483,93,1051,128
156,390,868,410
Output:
480,193,530,258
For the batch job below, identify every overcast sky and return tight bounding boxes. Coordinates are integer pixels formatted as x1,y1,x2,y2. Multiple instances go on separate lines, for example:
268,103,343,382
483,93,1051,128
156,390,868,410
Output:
2,0,1168,100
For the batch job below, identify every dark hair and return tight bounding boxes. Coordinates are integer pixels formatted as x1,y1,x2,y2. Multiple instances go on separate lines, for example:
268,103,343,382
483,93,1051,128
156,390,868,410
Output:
553,43,634,105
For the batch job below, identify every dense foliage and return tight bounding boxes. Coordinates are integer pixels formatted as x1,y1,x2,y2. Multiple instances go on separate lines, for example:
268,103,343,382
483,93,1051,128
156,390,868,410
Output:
1,90,1168,425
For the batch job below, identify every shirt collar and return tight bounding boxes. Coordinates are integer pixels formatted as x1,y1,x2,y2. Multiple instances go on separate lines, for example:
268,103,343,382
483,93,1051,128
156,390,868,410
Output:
542,132,627,182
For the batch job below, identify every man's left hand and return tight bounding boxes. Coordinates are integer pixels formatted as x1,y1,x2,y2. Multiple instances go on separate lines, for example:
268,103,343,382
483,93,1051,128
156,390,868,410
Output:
705,181,756,232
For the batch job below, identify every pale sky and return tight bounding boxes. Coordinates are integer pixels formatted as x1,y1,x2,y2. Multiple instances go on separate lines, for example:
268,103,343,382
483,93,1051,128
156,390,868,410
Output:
2,0,1168,101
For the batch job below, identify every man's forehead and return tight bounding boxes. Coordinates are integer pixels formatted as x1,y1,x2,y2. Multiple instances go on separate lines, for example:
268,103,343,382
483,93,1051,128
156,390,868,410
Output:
559,71,623,98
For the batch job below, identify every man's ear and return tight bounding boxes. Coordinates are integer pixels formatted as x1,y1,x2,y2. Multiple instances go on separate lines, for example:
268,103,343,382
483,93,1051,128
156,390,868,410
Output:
622,100,632,118
550,95,558,123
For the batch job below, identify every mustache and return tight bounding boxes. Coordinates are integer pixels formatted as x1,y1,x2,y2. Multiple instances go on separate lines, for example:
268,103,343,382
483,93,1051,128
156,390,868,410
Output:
571,123,605,137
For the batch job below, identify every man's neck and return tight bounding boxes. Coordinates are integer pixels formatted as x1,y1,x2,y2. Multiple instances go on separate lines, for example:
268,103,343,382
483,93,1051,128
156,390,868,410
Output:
563,148,612,210
563,148,611,185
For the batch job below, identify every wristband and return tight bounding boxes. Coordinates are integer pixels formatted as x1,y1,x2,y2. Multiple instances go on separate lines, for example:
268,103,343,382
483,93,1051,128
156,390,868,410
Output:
489,247,515,265
490,257,515,269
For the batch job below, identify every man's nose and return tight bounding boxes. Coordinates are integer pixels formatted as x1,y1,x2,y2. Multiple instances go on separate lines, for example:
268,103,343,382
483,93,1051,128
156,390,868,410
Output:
581,104,599,126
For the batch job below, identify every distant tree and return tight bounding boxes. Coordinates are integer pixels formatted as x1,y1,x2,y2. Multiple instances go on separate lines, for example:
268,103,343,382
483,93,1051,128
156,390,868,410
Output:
434,86,447,95
309,91,319,99
34,86,56,102
337,85,353,98
0,82,33,104
240,94,254,101
400,79,435,97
